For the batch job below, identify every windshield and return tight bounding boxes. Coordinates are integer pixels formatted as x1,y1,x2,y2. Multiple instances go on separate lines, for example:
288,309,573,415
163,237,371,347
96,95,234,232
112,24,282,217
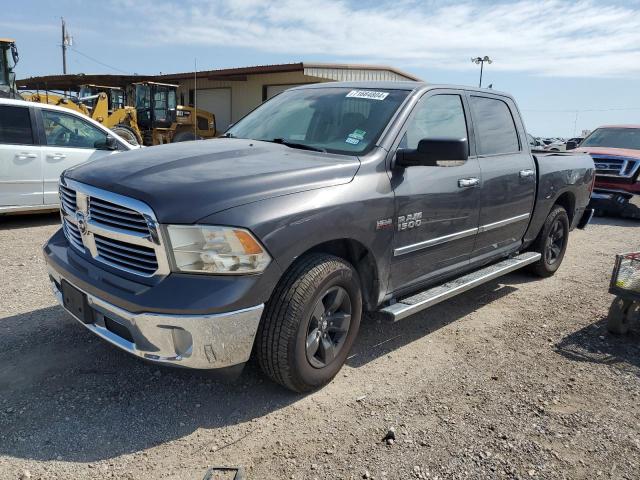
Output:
78,86,97,109
135,84,151,110
581,127,640,150
226,87,410,155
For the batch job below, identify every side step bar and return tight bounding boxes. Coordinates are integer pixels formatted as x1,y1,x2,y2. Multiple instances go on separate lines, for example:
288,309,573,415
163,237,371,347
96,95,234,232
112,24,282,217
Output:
380,252,541,322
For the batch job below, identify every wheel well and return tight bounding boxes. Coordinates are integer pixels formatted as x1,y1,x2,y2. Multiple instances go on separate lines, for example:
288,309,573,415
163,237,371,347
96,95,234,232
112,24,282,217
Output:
306,239,380,311
553,191,576,225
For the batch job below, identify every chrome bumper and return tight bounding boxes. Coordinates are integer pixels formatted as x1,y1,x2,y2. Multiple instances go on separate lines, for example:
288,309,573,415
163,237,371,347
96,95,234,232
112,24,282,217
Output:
49,268,264,369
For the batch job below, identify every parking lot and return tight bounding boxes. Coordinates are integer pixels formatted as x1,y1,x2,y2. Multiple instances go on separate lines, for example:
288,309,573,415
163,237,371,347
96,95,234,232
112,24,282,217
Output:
0,213,638,479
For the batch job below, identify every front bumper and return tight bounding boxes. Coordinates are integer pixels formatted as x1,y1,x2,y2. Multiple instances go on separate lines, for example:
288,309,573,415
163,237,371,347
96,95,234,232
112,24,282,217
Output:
48,265,264,370
590,188,640,219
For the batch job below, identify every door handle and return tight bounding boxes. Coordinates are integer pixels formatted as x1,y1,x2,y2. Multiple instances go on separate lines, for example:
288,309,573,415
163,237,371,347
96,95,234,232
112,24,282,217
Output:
47,153,67,161
16,152,38,160
519,169,535,178
458,177,480,188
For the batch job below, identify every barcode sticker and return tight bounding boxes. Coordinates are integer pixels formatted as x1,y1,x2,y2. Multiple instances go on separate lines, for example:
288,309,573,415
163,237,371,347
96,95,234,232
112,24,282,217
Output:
346,90,389,101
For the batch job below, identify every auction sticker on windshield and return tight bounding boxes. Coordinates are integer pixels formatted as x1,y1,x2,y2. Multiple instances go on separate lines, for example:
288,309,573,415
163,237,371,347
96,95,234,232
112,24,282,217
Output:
346,90,389,101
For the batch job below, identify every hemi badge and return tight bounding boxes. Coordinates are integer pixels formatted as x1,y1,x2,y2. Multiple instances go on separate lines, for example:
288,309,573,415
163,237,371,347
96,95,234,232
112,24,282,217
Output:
376,218,393,230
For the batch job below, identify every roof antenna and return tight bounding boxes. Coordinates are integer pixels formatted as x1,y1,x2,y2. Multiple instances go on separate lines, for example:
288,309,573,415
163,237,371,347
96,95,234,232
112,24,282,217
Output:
194,58,197,139
487,84,493,89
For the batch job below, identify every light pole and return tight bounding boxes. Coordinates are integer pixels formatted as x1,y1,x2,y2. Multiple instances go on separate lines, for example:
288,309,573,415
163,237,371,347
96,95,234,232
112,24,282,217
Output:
471,56,492,88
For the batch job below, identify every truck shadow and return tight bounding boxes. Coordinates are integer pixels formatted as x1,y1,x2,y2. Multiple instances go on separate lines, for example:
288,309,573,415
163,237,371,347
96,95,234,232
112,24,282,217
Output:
348,277,521,368
0,273,531,463
0,306,297,463
555,317,640,374
0,212,60,230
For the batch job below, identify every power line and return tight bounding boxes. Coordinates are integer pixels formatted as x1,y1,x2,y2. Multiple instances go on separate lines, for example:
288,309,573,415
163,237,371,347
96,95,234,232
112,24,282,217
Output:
522,107,640,113
67,46,129,74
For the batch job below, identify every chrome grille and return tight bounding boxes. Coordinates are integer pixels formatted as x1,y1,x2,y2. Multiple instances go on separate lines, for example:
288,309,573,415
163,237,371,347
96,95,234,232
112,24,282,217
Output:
592,155,639,178
63,218,85,252
58,179,169,278
94,234,158,276
59,184,77,215
89,197,150,234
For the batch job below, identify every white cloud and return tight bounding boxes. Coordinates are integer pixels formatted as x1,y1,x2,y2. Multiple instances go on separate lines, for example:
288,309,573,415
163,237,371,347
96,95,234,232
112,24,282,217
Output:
112,0,640,78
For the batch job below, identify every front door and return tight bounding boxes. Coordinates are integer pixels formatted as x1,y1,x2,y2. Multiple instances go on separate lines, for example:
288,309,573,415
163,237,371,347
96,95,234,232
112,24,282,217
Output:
39,109,117,205
389,91,481,293
466,94,536,261
0,104,42,207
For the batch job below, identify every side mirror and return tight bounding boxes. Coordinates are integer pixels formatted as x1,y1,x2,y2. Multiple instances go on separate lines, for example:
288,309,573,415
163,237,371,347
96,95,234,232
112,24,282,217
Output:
96,135,119,151
566,140,577,150
10,43,19,66
396,138,469,168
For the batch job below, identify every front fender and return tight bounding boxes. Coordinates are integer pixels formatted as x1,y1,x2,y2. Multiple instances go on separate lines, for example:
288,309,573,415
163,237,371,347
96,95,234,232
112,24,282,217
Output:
200,171,395,306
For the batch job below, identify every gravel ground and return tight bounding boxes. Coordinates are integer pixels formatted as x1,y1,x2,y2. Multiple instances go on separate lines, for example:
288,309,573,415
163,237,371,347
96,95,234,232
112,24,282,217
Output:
1,213,639,480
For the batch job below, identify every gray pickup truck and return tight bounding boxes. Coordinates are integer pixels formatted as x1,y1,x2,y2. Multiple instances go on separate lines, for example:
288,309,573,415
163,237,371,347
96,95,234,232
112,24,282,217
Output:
44,82,595,392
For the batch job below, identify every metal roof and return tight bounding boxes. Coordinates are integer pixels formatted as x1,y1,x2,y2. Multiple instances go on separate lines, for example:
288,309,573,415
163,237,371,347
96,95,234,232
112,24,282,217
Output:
159,62,420,82
17,62,420,91
17,74,154,91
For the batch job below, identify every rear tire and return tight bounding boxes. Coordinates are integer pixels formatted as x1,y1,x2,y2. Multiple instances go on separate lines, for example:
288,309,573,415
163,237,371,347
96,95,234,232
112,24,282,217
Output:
256,254,362,392
172,131,202,143
528,205,570,277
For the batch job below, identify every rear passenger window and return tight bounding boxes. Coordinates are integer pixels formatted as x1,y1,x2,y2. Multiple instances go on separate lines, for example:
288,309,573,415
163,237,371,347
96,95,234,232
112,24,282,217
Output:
0,105,34,145
470,96,520,155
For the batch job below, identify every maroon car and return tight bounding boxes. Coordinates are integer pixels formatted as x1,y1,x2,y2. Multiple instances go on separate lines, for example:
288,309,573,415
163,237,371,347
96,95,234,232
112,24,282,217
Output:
575,125,640,218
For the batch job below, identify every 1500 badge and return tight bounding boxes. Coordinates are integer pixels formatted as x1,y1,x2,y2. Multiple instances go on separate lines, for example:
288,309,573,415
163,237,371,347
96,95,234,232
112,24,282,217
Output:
397,212,422,231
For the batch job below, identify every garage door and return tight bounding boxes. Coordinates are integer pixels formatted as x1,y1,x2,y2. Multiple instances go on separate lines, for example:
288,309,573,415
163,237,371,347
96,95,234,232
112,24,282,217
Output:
196,88,232,132
265,84,307,100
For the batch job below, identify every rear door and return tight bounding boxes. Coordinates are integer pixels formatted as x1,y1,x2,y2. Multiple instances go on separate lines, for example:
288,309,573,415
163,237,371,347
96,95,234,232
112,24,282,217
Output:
467,93,536,261
389,90,481,293
38,108,119,205
0,104,43,207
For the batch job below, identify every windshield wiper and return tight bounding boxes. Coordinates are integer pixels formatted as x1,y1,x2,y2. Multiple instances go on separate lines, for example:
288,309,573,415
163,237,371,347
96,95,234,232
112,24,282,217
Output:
267,138,326,153
221,132,235,138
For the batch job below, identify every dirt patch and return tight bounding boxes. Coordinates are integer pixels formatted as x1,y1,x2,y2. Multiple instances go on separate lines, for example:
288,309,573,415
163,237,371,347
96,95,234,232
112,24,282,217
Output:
1,214,640,479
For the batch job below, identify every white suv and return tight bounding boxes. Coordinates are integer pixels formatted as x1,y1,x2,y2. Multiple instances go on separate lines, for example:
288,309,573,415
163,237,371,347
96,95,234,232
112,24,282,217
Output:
0,98,134,214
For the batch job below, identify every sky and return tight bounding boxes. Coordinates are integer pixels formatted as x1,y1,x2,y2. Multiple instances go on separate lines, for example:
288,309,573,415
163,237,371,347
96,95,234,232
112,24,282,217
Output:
3,0,640,137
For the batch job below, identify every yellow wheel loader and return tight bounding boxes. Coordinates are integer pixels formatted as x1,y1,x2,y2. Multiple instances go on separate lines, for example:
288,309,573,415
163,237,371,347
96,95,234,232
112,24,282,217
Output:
129,81,216,145
21,91,86,113
0,38,19,99
77,84,143,146
23,80,216,147
22,87,143,146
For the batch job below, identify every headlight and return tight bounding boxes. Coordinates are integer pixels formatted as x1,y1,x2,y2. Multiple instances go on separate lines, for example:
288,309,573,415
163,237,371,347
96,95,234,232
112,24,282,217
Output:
166,225,271,274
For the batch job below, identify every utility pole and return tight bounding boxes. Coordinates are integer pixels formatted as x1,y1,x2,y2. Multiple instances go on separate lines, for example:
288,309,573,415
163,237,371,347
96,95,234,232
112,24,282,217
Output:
61,18,67,74
61,17,73,74
471,56,492,88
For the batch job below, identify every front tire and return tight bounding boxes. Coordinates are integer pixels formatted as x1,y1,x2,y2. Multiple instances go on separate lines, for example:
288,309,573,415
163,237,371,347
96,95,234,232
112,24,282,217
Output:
111,124,141,146
256,254,362,392
528,205,570,277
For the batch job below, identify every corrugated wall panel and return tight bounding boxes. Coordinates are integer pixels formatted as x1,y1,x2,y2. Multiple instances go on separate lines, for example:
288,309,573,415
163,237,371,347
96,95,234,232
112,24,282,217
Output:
303,67,414,82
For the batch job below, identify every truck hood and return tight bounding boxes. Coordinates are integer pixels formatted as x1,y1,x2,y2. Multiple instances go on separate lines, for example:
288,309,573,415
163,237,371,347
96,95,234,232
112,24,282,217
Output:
575,146,640,160
65,138,360,223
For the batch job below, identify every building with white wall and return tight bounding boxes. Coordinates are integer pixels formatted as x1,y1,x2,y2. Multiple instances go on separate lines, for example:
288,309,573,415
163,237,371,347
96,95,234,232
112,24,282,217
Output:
18,62,420,133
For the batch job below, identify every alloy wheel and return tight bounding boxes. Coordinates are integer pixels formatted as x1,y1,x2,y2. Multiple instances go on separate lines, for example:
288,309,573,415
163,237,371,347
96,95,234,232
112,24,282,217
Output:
305,286,352,368
545,218,565,265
